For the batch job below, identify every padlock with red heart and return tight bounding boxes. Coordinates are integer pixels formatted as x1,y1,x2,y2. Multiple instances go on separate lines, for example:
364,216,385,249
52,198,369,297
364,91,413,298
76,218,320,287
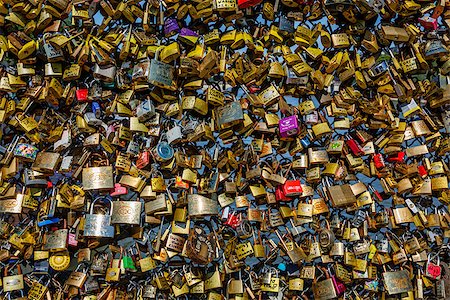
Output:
426,254,441,279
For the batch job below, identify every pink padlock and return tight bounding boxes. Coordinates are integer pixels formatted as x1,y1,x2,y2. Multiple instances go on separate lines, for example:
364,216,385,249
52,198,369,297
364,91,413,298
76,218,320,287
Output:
68,230,78,247
106,124,116,140
279,115,300,139
328,266,346,296
110,183,128,197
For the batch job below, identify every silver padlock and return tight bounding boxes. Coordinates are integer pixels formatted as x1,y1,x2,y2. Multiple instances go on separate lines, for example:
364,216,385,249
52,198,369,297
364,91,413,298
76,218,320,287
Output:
166,124,183,145
126,141,140,156
442,110,450,134
143,284,157,299
376,237,389,253
54,129,72,151
136,99,156,122
182,116,200,134
84,112,103,126
89,80,103,100
93,64,116,83
351,210,367,228
304,111,319,125
261,266,273,285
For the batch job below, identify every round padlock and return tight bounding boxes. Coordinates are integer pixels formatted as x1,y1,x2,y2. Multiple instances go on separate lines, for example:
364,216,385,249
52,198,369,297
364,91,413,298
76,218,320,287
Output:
235,220,252,239
153,141,174,162
318,220,335,250
49,250,71,271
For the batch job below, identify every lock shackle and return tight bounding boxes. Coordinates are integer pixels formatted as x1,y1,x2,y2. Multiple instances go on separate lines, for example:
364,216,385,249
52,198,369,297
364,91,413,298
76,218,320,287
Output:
90,196,113,215
7,290,24,300
320,219,331,230
386,229,402,244
109,246,123,266
88,150,110,167
88,78,102,90
42,32,54,45
4,262,22,276
320,266,331,278
74,261,89,273
222,91,236,104
154,46,164,61
29,273,52,287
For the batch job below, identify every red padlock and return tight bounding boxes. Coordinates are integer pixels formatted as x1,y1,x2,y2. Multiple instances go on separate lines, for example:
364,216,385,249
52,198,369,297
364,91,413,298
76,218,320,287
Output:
373,153,385,169
282,179,303,197
369,185,383,202
175,176,190,189
247,85,260,94
224,211,241,229
76,85,89,102
346,134,364,156
386,151,405,163
238,0,262,9
418,16,438,30
275,186,290,202
418,165,428,178
136,151,151,169
426,254,441,279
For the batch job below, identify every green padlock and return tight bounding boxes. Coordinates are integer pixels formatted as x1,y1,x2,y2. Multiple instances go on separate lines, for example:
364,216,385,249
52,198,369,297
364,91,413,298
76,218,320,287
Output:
122,248,137,271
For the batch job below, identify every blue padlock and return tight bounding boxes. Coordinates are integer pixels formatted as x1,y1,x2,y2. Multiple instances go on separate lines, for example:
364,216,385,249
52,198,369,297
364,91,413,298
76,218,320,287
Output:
92,101,101,118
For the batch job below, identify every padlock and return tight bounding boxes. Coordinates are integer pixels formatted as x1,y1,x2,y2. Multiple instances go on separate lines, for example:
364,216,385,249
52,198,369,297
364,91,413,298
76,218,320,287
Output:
282,172,303,198
3,264,24,292
105,250,123,282
227,270,244,295
136,99,156,122
261,266,274,285
418,16,438,30
43,33,64,62
76,83,89,102
83,197,115,238
66,264,88,288
82,152,114,191
166,123,183,145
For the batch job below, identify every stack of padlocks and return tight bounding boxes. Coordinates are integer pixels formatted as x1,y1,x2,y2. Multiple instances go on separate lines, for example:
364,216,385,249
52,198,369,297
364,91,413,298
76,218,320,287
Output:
0,0,449,298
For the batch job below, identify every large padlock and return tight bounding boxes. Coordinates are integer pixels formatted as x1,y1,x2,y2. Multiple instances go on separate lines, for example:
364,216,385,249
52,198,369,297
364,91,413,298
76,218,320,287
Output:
82,152,114,191
83,197,115,238
149,47,176,90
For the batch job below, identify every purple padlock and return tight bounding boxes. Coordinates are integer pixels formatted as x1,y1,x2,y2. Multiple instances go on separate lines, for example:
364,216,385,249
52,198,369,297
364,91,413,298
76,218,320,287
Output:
279,115,300,139
180,27,198,38
164,18,180,37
